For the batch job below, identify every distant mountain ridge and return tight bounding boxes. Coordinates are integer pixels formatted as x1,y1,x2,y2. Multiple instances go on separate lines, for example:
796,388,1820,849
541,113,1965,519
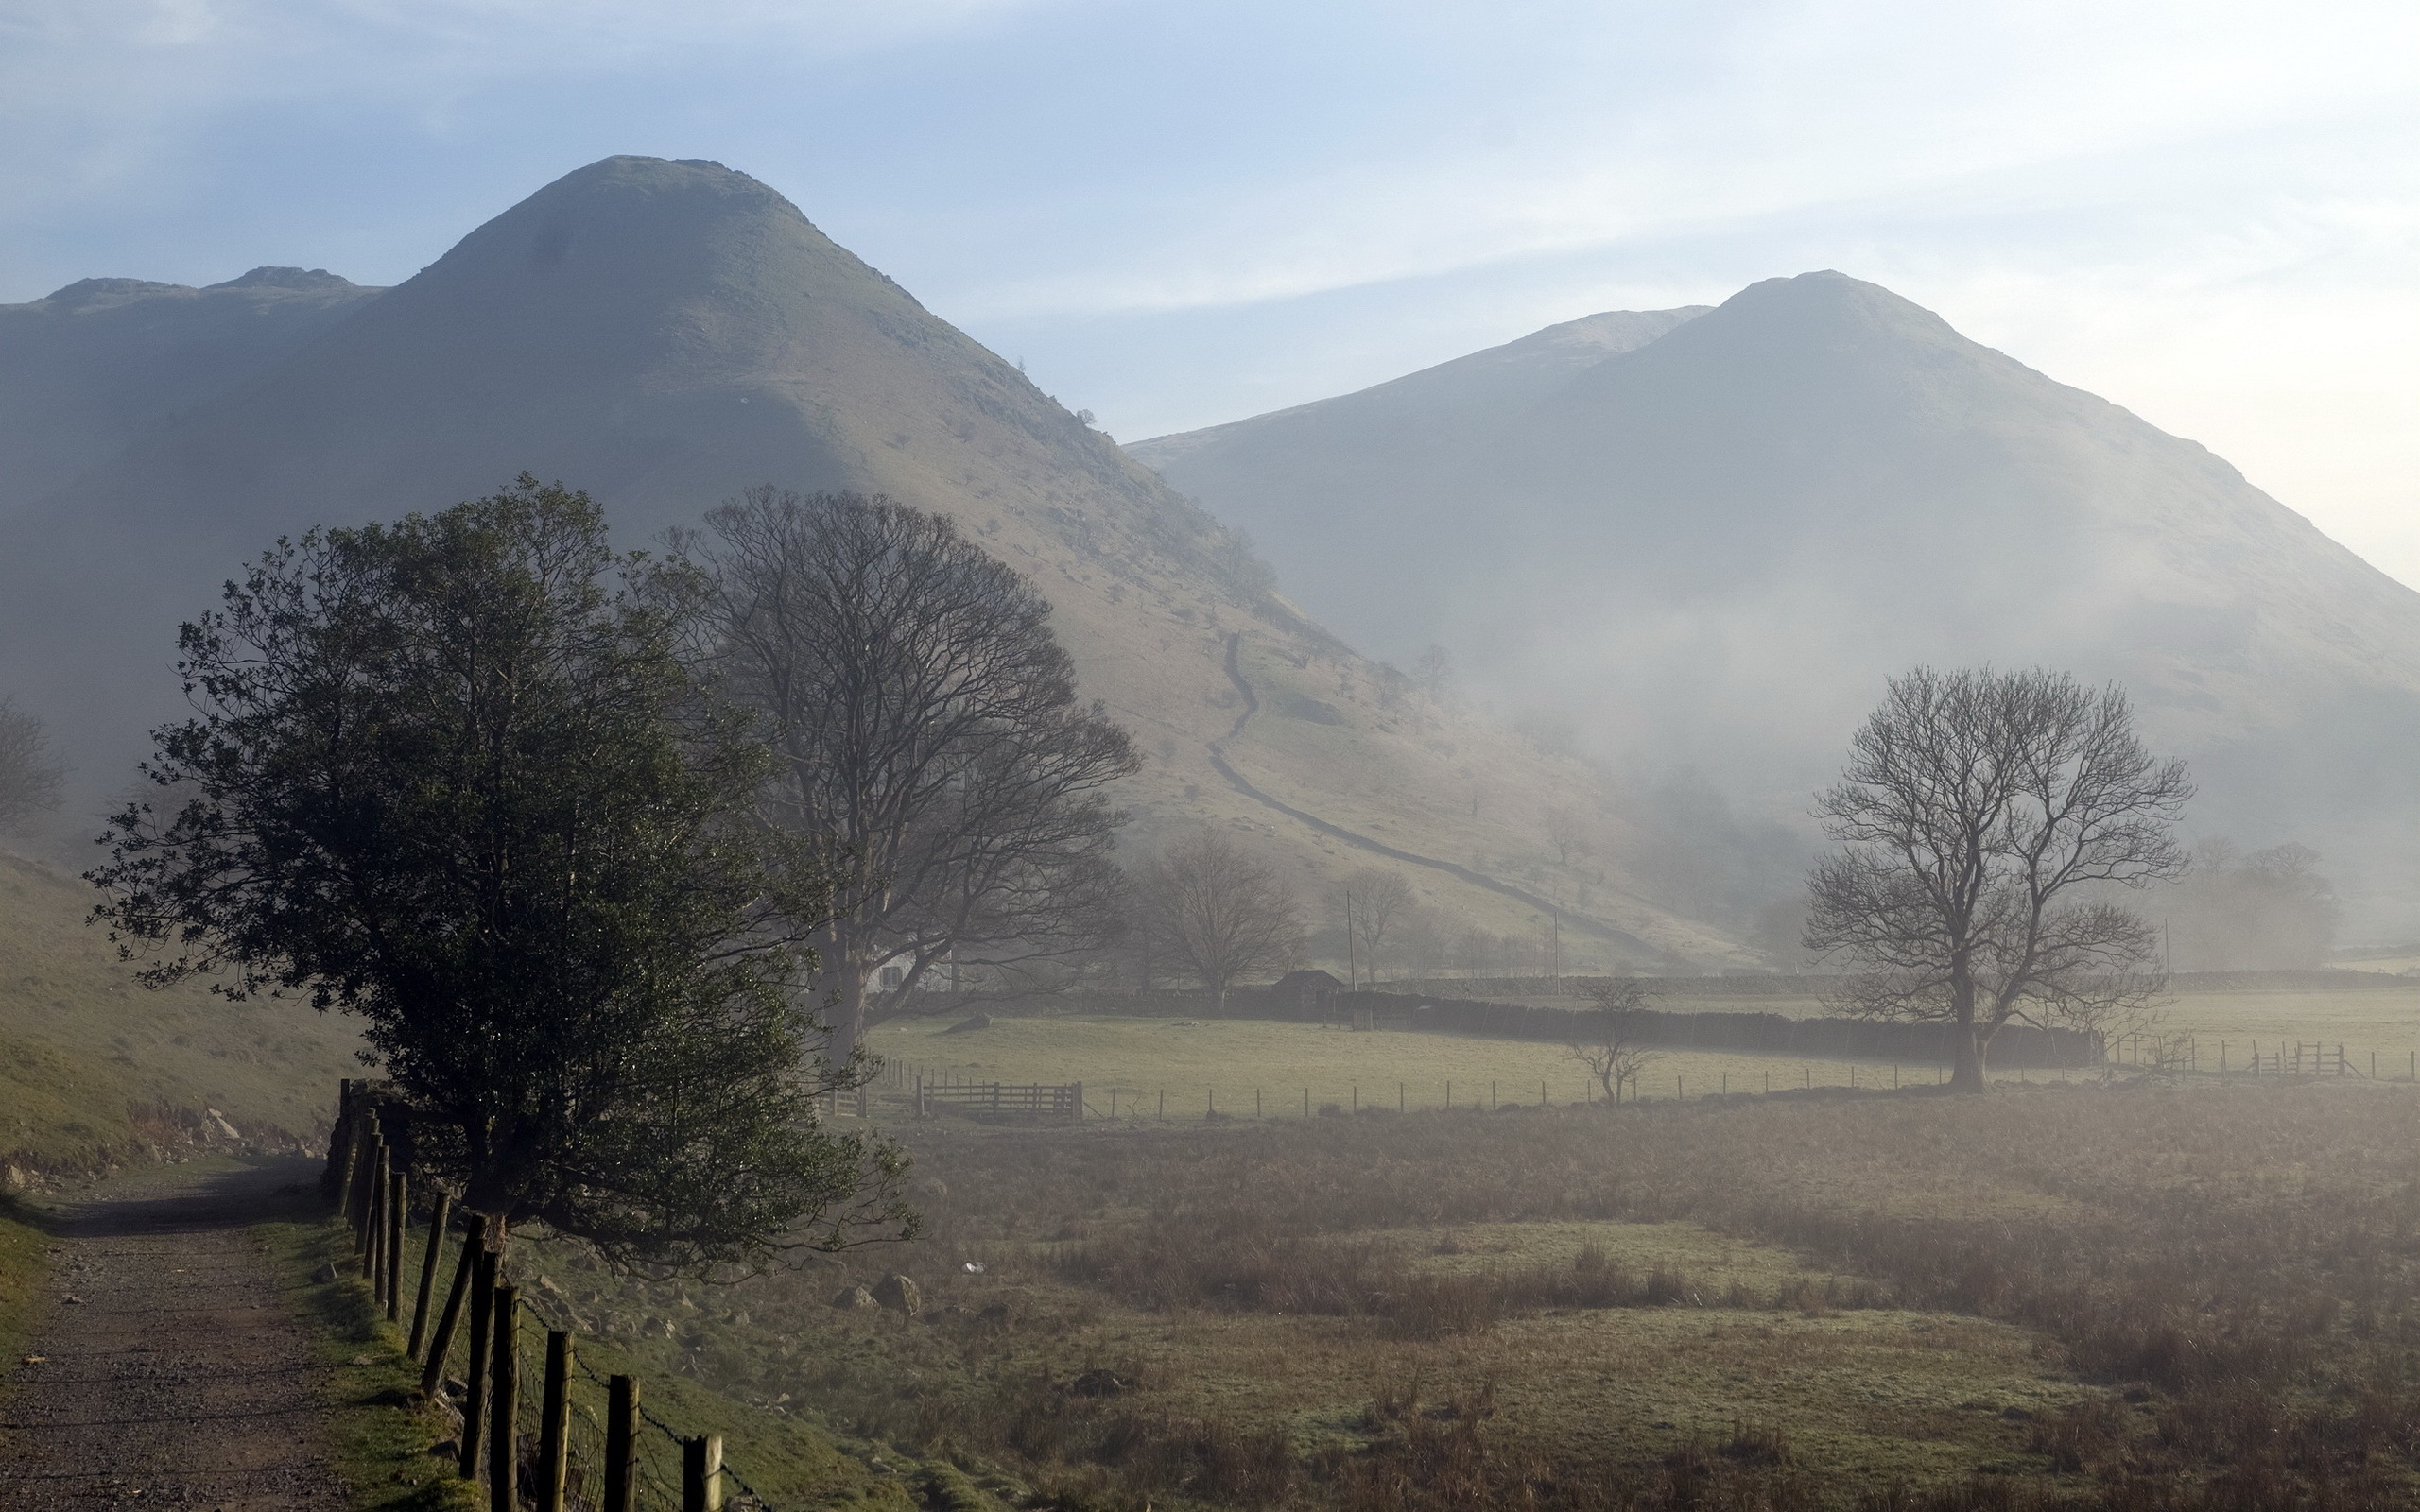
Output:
0,266,379,515
1132,273,2420,934
0,156,1741,971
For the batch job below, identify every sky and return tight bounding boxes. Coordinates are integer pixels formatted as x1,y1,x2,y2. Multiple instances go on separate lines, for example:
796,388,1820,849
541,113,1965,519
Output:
4,0,2414,587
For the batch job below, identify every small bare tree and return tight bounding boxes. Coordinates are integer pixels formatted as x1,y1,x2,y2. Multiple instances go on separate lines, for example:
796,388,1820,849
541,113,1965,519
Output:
1342,867,1415,984
1806,667,2191,1091
1568,978,1658,1102
1139,830,1303,1013
0,696,65,835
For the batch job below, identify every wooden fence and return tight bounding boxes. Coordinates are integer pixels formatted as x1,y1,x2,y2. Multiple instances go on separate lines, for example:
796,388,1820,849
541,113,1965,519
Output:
325,1080,771,1512
913,1077,1083,1123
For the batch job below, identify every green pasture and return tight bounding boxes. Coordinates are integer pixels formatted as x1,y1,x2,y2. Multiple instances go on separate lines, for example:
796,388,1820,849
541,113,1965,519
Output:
869,984,2420,1122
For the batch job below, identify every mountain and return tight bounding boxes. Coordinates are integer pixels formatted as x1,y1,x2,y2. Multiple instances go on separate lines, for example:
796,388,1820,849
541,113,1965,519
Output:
0,267,380,518
1132,273,2420,935
0,156,1741,971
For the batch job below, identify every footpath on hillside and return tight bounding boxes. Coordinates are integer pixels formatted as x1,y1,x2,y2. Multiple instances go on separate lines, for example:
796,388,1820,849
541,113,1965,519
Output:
0,1157,349,1508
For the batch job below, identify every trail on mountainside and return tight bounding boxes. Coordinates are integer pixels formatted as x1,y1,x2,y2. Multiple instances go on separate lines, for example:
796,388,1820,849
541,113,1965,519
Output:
1208,634,1670,963
0,1159,347,1508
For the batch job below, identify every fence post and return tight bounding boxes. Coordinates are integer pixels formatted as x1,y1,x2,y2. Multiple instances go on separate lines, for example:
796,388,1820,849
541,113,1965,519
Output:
489,1284,519,1512
421,1214,478,1397
458,1243,496,1480
684,1435,724,1512
368,1141,390,1284
350,1123,380,1256
604,1376,639,1512
1304,1088,1310,1117
385,1170,406,1322
1398,1083,1404,1113
536,1330,571,1512
326,1087,358,1205
1255,1089,1262,1119
409,1189,452,1359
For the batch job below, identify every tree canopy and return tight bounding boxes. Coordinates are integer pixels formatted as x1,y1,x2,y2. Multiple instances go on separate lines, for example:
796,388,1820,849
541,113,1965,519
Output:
92,477,906,1269
1805,666,2190,1090
1138,828,1303,1011
700,488,1138,1060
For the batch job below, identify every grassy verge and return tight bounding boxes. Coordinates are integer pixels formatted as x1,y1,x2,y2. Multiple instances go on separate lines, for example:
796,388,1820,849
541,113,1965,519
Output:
264,1193,923,1511
256,1199,479,1511
0,1194,54,1368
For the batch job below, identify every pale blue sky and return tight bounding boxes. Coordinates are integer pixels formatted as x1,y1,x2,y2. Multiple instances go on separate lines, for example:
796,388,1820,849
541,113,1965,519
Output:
5,0,2414,585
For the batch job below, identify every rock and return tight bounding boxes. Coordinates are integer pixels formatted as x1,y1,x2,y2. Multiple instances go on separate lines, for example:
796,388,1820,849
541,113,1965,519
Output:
1070,1369,1128,1398
535,1274,562,1295
871,1273,921,1315
313,1263,341,1284
831,1285,877,1311
976,1302,1014,1327
204,1108,241,1142
942,1014,993,1034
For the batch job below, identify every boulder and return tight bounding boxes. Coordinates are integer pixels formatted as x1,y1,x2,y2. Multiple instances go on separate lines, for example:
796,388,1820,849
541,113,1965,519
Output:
831,1285,878,1311
871,1273,921,1315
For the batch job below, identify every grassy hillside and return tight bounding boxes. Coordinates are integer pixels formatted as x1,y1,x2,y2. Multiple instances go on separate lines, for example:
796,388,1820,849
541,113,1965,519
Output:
0,846,363,1181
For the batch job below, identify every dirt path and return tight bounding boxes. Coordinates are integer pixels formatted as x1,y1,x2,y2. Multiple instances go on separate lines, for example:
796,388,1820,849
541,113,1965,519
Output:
0,1156,351,1508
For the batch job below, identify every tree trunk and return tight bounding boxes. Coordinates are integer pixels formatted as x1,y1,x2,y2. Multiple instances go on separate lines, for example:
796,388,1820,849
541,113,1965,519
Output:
1949,1020,1987,1091
827,968,867,1070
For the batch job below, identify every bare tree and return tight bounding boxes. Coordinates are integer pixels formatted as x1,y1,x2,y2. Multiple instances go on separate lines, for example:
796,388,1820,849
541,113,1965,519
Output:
700,489,1140,1062
1414,643,1454,700
1543,805,1591,868
1342,867,1415,984
1568,978,1658,1102
1138,830,1303,1013
1806,667,2191,1091
0,696,66,835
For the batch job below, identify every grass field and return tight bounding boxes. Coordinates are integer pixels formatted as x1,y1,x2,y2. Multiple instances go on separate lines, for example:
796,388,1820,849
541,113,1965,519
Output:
510,1072,2420,1510
0,848,365,1178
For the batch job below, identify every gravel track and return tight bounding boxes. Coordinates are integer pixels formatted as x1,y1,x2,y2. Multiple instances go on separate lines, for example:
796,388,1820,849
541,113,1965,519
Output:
0,1157,349,1508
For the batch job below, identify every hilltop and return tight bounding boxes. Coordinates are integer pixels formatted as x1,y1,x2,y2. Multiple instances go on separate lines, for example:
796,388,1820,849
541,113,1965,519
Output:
1133,273,2420,934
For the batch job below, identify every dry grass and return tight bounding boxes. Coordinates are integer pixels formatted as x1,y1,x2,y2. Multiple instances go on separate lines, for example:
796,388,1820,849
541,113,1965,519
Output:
510,1074,2420,1509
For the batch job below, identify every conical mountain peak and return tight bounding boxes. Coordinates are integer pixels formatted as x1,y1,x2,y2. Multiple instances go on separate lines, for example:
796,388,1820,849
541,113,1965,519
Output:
0,158,1721,966
1138,274,2420,927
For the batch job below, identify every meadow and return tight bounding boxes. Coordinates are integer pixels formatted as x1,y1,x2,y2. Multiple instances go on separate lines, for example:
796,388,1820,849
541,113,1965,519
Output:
486,1063,2420,1511
864,978,2420,1123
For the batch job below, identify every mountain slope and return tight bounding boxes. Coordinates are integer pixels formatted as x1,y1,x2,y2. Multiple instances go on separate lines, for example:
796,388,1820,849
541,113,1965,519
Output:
1133,273,2420,931
0,156,1738,971
0,847,362,1180
0,267,380,519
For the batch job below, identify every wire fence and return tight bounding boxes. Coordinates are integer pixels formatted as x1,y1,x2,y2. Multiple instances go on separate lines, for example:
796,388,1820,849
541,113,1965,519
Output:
329,1078,786,1512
